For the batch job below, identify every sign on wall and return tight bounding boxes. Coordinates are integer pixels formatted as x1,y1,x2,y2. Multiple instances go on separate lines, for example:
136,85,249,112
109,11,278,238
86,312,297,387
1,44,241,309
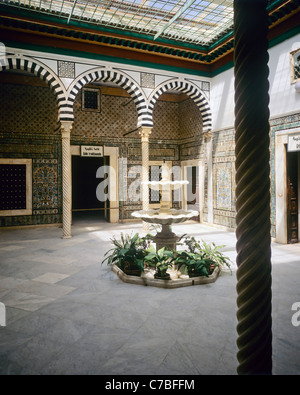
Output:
81,146,103,157
287,134,300,152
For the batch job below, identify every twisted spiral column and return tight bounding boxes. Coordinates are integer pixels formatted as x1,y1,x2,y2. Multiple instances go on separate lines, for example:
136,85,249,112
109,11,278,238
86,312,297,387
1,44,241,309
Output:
61,121,73,239
139,127,152,231
234,0,272,375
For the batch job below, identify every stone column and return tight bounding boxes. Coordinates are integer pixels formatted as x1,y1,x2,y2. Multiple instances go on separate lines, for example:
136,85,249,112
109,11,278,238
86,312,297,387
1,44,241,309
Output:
234,0,272,375
204,132,213,224
61,121,73,239
139,127,152,231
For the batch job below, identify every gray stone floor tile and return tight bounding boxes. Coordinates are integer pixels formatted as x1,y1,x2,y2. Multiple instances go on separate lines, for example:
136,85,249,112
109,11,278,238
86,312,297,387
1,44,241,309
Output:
4,307,31,325
0,276,28,290
32,272,70,284
2,291,56,312
8,311,61,336
6,334,66,373
38,340,114,375
0,221,299,375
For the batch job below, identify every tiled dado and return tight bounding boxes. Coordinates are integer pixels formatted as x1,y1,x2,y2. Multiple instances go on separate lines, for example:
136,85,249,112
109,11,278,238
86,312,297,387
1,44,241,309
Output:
213,211,236,229
0,213,62,227
32,159,60,215
127,146,177,161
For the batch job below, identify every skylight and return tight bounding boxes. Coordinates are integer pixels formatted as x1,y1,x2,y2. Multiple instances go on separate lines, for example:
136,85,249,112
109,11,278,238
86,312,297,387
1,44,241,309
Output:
1,0,234,45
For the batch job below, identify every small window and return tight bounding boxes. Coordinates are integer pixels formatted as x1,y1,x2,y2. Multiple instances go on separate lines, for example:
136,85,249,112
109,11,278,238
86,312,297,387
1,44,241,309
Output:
290,49,300,83
82,88,101,112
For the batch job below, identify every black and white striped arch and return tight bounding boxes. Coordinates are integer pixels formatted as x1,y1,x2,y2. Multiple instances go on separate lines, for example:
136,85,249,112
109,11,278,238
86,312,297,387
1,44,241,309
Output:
148,79,212,133
67,68,148,127
0,55,68,120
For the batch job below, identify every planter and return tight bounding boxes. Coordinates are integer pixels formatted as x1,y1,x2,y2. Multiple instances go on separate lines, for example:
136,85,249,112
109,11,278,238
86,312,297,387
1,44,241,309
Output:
187,264,217,278
112,264,220,289
123,268,142,277
188,271,204,278
123,262,142,277
154,272,171,280
209,264,216,275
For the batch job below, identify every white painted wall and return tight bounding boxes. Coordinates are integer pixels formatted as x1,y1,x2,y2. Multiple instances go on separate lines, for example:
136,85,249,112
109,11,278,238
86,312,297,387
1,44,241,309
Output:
210,33,300,132
210,67,235,131
268,35,300,118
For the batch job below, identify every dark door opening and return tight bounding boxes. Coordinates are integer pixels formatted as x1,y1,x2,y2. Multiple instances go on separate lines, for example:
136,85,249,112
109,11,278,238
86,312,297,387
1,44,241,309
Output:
186,166,200,222
286,149,299,243
72,155,107,222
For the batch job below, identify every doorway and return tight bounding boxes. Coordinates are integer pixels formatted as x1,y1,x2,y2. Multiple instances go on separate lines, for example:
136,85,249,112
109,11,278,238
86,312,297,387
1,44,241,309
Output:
186,166,200,222
182,160,204,223
286,149,299,243
72,156,108,222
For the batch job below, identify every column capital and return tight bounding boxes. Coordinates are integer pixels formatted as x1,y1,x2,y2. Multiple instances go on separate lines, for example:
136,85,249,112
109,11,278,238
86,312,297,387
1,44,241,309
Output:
61,121,73,136
203,131,212,141
139,127,152,141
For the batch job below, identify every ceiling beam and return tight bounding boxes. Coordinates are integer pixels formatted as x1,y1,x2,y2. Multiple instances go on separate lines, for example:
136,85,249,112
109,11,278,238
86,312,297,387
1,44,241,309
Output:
154,0,197,40
67,0,77,24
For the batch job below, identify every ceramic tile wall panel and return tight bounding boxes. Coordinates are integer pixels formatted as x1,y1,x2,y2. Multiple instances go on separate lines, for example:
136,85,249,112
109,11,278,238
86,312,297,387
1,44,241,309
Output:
209,112,300,235
72,91,138,139
32,159,59,214
0,83,58,135
151,97,203,141
151,100,180,140
212,129,236,229
0,82,61,226
141,73,155,89
178,98,203,140
58,61,75,79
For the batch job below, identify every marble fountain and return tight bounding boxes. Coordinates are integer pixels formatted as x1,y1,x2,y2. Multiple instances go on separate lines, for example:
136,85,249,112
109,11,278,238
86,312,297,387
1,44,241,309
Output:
131,161,198,251
111,161,220,288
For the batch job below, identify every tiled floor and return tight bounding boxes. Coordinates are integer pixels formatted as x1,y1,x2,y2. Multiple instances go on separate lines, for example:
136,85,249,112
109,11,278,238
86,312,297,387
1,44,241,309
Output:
0,219,299,375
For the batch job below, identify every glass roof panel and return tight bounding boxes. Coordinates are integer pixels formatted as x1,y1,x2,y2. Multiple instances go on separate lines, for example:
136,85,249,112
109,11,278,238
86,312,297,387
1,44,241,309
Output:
0,0,235,45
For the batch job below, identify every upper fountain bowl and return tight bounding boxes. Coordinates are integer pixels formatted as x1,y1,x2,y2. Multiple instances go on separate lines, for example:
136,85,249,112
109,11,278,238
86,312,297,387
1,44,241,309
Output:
142,180,188,191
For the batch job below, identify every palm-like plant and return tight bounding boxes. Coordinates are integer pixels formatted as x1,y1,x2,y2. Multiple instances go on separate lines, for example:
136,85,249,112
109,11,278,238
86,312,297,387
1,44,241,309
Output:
175,236,232,277
173,250,212,277
144,245,175,280
101,233,151,275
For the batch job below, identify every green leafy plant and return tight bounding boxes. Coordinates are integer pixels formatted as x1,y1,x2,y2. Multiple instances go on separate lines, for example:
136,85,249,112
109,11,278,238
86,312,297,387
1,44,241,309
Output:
175,236,232,277
173,250,212,277
101,232,151,275
144,245,175,280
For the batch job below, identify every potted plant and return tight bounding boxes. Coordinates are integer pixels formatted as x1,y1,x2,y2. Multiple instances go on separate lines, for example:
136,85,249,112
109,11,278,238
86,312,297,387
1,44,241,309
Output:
101,232,151,276
173,250,212,277
176,236,231,276
144,245,175,280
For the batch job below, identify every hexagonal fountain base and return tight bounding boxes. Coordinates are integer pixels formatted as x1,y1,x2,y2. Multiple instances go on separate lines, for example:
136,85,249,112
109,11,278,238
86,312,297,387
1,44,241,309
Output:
112,264,220,289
